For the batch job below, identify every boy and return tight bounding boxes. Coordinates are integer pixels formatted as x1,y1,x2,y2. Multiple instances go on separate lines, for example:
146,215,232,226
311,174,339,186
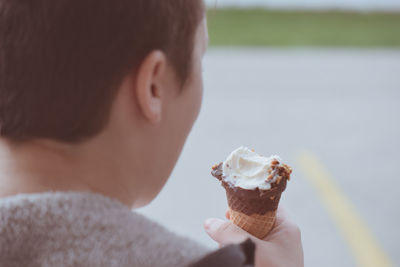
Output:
0,0,303,266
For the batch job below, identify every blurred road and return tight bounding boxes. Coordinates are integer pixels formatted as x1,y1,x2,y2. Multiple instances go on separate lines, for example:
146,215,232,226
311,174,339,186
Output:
138,48,400,267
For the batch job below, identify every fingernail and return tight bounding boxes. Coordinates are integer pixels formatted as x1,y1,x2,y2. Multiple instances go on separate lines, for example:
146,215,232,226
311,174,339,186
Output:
204,218,216,231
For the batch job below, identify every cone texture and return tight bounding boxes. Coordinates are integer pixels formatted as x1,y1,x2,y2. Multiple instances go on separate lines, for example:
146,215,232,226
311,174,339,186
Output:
229,208,276,239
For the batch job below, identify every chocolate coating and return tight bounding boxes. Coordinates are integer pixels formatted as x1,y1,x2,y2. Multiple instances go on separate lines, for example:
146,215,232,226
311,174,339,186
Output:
211,163,291,215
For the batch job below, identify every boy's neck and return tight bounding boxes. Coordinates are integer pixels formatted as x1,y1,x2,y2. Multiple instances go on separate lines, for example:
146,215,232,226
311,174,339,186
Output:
0,138,137,207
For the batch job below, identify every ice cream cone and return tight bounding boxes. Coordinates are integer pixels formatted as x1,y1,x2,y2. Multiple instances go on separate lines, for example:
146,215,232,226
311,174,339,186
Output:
211,149,292,240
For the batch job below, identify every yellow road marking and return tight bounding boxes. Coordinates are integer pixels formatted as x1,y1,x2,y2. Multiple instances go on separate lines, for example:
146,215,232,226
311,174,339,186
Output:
297,151,393,267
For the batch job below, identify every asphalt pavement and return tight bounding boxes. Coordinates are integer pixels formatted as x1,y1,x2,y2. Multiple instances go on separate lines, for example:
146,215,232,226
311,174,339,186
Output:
138,48,400,267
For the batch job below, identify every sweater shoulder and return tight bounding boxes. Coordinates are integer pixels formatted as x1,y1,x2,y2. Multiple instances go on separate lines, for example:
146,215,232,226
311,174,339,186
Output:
0,192,209,267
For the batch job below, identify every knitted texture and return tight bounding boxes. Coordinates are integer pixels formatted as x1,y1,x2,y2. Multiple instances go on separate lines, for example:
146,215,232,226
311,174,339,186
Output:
0,192,208,267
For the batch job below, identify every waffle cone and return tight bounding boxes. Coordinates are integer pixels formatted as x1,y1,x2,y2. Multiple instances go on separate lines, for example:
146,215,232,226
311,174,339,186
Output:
229,208,276,239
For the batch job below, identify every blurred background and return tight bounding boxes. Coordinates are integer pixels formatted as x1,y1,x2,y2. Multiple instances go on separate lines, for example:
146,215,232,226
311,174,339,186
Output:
139,1,400,266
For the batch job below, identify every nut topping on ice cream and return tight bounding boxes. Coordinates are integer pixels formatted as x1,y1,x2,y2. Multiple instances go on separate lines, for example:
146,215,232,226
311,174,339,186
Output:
222,146,290,190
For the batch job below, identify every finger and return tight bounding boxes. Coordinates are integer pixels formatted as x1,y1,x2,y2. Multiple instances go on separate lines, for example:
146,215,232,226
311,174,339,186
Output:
274,205,294,227
204,218,249,246
261,206,289,240
274,205,288,226
225,209,230,220
266,206,298,240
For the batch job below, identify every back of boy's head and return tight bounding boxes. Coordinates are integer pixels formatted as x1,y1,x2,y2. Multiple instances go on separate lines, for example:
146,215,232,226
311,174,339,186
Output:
0,0,204,143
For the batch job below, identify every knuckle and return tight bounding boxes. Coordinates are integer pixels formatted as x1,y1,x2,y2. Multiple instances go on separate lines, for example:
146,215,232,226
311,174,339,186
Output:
294,225,302,238
288,224,301,238
280,223,301,238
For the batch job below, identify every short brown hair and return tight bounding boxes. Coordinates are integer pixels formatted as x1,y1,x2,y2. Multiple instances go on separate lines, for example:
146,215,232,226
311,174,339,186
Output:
0,0,204,143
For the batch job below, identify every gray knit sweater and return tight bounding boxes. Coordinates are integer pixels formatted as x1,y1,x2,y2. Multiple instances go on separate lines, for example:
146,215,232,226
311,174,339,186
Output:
0,192,209,267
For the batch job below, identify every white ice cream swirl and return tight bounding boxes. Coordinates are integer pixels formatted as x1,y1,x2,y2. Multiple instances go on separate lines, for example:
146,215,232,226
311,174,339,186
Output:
222,146,283,190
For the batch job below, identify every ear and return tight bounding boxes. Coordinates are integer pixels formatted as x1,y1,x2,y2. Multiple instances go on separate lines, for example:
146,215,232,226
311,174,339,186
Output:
136,50,167,124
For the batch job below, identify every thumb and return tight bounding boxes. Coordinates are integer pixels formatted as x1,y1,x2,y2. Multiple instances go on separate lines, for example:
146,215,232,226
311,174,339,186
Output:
204,218,249,246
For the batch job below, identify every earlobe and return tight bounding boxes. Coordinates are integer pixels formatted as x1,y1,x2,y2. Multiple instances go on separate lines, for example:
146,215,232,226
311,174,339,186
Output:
135,51,166,124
